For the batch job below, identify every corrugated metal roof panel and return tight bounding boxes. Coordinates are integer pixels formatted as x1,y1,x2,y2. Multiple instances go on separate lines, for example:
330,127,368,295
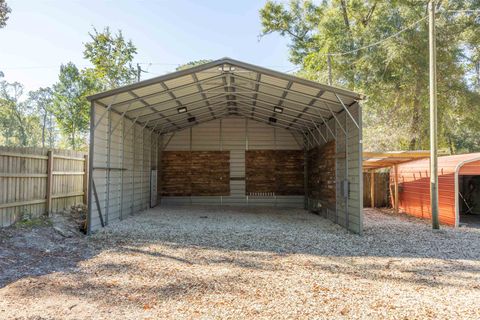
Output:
290,82,318,95
164,74,194,89
260,74,289,88
172,85,199,98
142,92,171,105
89,58,363,133
131,83,164,98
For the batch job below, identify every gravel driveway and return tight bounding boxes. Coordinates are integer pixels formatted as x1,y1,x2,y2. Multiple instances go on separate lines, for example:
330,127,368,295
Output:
1,206,479,319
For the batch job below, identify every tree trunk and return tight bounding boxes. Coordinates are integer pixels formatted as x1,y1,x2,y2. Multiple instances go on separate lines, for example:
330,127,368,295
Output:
72,128,76,150
340,0,350,30
408,80,422,150
42,110,47,148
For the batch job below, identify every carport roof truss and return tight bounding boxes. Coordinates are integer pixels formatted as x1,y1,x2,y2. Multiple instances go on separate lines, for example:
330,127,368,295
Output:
88,57,365,136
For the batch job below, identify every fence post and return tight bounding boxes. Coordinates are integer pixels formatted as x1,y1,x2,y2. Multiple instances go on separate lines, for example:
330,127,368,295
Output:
370,171,375,208
83,154,89,206
46,150,54,215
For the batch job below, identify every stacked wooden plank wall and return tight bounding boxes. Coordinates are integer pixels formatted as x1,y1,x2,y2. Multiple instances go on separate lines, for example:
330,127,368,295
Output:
363,172,390,208
162,116,304,207
307,141,336,211
245,150,304,195
0,147,86,227
161,151,229,196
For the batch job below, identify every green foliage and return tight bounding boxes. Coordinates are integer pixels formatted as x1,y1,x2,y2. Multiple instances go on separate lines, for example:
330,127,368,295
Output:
0,76,41,146
260,0,480,153
28,87,56,148
15,215,51,229
83,27,138,90
52,63,95,150
176,59,213,71
0,0,11,28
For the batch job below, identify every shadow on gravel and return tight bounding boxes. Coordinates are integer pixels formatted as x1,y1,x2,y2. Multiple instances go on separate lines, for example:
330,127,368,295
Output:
0,225,96,288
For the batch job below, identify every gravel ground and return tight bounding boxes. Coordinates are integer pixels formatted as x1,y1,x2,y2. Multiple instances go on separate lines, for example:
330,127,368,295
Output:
0,206,479,319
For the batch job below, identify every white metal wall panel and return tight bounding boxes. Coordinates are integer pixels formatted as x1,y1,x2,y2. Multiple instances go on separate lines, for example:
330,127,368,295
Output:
247,119,274,150
90,103,108,230
133,124,144,214
122,117,134,219
346,104,362,234
167,129,190,150
105,111,123,224
192,119,221,150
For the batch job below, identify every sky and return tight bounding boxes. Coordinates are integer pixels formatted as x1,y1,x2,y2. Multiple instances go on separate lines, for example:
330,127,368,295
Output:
0,0,295,92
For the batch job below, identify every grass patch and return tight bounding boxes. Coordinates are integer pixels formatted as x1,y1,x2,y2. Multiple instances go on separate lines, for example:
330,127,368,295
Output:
14,215,52,229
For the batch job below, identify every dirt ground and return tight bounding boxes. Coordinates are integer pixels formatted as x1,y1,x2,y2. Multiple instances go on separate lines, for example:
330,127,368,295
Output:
0,206,479,320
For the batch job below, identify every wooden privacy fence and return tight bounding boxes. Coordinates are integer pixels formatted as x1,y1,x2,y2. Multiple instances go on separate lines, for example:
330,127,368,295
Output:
363,171,390,208
0,146,87,227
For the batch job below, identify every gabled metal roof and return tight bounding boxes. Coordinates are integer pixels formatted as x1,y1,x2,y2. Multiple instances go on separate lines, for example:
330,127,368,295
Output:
88,57,364,135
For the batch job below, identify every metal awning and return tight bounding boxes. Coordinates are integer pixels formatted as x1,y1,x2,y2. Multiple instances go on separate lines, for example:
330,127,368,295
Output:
363,151,432,170
87,57,364,135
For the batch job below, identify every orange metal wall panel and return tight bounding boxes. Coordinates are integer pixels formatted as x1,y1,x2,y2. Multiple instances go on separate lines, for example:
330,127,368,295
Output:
459,160,480,175
391,153,480,226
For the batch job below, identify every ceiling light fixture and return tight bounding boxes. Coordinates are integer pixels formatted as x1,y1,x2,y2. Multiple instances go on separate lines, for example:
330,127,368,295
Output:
177,107,187,113
188,116,196,122
268,117,277,123
274,106,284,113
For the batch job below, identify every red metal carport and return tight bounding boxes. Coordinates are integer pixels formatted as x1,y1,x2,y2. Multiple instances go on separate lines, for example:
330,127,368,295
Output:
391,153,480,226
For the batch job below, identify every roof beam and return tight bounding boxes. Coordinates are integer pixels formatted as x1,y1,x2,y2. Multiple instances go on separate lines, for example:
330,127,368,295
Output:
232,72,345,108
159,111,230,135
192,73,215,118
250,72,261,117
287,89,324,129
236,101,317,127
233,83,334,114
235,108,308,133
158,81,197,125
144,103,229,129
128,91,179,130
105,73,224,109
131,92,227,121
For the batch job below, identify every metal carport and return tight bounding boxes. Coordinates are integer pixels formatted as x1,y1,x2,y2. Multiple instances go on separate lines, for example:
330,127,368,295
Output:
86,58,365,234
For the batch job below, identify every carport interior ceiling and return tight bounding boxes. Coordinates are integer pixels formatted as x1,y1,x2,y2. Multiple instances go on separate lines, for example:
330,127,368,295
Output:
88,58,364,234
88,58,363,139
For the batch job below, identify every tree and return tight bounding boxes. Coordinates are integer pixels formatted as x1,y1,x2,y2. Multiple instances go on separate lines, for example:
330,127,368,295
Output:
0,0,11,28
259,0,480,153
0,76,41,146
28,87,56,148
83,27,138,90
176,59,213,71
52,63,95,150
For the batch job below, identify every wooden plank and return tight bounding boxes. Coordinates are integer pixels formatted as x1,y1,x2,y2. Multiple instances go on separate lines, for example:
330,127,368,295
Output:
0,173,48,178
0,199,46,209
46,150,54,215
52,155,85,161
52,171,85,175
0,152,48,160
52,191,84,199
307,141,336,207
83,154,89,205
161,151,230,196
370,170,375,208
0,146,87,228
245,150,304,196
